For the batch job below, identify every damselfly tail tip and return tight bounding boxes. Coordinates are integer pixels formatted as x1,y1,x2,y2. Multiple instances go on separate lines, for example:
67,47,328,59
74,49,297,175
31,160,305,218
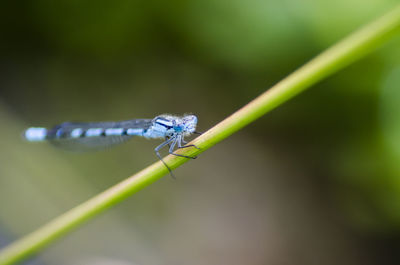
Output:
23,127,47,141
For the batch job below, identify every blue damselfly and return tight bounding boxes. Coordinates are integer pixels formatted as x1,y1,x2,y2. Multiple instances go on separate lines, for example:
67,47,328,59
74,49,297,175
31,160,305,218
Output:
24,114,200,176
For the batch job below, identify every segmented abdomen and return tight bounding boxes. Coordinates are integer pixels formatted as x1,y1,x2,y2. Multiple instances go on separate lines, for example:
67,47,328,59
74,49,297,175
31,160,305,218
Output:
24,119,153,151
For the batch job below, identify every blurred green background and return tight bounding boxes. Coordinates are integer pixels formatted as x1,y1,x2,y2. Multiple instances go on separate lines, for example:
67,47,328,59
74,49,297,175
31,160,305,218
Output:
1,1,400,264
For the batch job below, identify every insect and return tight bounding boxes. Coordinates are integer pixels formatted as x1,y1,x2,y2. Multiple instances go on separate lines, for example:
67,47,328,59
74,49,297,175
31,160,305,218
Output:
24,114,201,176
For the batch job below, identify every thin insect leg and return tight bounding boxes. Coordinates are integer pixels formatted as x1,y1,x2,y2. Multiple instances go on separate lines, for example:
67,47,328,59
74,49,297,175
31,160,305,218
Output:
170,152,197,159
181,135,188,145
170,135,197,159
193,131,203,135
155,137,174,153
169,137,178,153
155,137,176,177
165,136,171,148
178,144,200,150
178,135,201,150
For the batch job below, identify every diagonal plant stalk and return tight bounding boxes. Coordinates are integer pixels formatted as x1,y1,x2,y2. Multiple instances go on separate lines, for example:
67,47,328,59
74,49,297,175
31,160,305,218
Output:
2,4,400,265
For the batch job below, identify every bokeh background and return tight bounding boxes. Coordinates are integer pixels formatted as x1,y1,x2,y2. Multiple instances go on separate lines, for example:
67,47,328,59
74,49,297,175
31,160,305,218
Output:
1,1,400,265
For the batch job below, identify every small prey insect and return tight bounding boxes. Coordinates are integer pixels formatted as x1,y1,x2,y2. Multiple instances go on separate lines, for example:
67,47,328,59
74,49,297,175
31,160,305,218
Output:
24,114,201,177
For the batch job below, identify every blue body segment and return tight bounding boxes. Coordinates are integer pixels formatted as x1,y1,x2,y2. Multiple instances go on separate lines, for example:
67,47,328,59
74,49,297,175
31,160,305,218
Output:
24,114,199,175
25,127,48,141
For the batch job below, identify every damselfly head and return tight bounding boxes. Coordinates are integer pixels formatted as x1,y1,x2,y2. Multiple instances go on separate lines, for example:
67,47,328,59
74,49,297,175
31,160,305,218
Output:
182,114,197,134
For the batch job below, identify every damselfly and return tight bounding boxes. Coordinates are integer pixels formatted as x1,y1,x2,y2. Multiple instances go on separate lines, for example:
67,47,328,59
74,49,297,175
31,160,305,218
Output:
24,114,200,176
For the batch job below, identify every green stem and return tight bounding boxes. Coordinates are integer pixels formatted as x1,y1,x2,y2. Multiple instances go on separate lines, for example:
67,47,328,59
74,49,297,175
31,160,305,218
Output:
2,4,400,265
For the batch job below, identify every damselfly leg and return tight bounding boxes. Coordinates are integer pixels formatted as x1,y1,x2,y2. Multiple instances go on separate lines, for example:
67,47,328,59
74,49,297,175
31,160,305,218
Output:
177,135,200,151
168,135,197,159
155,137,175,177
